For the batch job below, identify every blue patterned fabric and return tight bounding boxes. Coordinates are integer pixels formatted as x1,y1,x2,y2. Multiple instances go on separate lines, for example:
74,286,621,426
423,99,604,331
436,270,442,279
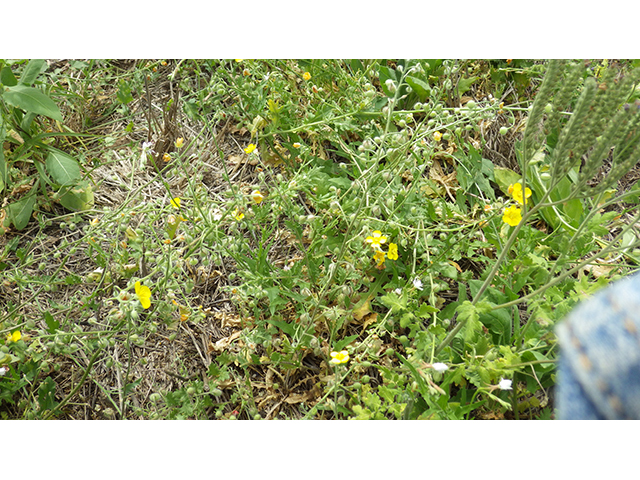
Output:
556,273,640,419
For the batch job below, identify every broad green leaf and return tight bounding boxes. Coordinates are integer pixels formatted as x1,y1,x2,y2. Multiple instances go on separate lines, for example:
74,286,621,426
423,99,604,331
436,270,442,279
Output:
46,150,81,186
561,197,583,225
3,85,63,121
7,193,36,230
493,167,521,196
265,318,295,337
58,181,94,212
405,75,431,101
0,66,17,86
19,59,45,86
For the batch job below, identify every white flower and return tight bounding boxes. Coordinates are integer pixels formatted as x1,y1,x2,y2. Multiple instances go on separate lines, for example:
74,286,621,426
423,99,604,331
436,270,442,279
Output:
0,367,7,376
499,378,512,390
412,277,423,291
394,288,402,295
431,363,448,373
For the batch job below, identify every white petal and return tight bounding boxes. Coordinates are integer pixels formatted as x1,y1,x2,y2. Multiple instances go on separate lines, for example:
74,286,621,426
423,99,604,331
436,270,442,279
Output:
499,378,512,390
432,363,448,373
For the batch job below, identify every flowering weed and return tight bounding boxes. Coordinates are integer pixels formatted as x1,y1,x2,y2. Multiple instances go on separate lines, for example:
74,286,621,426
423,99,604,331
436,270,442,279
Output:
2,59,639,421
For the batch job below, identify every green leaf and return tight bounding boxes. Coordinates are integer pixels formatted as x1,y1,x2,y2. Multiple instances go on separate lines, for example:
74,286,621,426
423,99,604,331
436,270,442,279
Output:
405,75,431,101
561,197,583,225
456,300,479,323
379,291,407,313
7,193,36,230
264,286,288,315
0,66,17,86
334,334,358,351
44,311,60,333
457,76,478,96
3,84,63,121
455,300,485,343
416,303,440,318
266,318,296,337
45,150,81,186
116,80,134,104
493,167,522,196
19,59,45,86
59,182,94,212
38,377,59,412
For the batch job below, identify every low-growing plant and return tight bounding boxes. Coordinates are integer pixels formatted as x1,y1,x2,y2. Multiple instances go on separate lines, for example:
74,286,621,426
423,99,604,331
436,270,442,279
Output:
0,59,94,234
2,59,640,420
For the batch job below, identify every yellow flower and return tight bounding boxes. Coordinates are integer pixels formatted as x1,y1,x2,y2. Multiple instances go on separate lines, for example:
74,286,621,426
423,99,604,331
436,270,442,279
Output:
330,350,349,365
232,209,244,221
251,190,264,204
235,59,243,62
292,142,301,149
6,330,21,343
303,72,311,81
163,153,171,162
243,69,250,77
373,250,386,267
434,131,442,142
502,205,522,227
134,281,152,310
175,137,184,148
366,230,387,250
244,143,257,154
509,182,532,205
170,197,181,209
387,242,398,260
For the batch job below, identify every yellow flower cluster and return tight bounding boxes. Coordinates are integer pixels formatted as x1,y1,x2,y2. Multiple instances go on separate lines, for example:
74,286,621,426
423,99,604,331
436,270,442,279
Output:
501,182,533,227
508,182,531,205
365,230,399,267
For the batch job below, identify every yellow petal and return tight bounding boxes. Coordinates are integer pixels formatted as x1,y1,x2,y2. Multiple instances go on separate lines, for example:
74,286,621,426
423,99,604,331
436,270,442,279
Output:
388,243,399,260
135,282,152,309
